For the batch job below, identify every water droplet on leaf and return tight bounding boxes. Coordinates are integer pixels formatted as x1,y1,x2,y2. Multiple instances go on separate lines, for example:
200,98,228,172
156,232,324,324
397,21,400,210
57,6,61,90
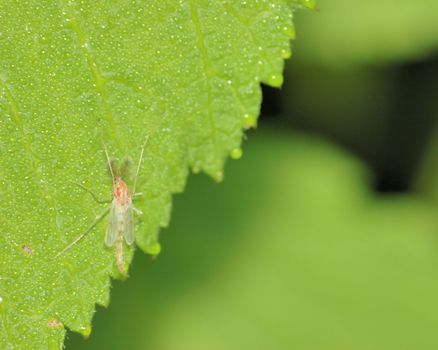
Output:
145,241,161,256
79,324,92,338
281,25,295,39
231,148,243,159
267,73,283,87
243,112,257,129
214,171,224,182
281,48,291,59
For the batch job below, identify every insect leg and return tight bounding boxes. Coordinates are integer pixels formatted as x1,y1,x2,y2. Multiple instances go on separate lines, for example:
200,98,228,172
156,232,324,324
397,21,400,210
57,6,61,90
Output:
67,180,111,204
55,206,111,258
132,207,143,215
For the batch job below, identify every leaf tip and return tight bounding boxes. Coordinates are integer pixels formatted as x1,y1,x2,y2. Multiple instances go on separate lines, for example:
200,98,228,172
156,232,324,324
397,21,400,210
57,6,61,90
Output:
78,324,92,339
299,0,318,11
144,241,161,256
266,73,284,88
213,171,224,182
243,112,258,129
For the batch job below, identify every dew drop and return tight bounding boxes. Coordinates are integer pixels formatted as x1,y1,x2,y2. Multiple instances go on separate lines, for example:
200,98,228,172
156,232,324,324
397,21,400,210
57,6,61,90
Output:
145,241,161,256
79,324,92,338
281,48,292,59
214,171,224,182
243,112,257,129
267,73,283,87
281,24,295,39
0,297,7,313
231,148,243,160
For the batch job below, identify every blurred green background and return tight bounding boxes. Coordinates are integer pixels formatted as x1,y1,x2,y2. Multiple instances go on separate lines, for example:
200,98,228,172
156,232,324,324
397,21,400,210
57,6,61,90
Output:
67,1,438,349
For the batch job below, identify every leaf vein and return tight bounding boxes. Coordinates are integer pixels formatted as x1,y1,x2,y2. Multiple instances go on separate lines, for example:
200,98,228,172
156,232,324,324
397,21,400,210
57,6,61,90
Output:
221,2,267,79
188,0,221,165
59,0,122,150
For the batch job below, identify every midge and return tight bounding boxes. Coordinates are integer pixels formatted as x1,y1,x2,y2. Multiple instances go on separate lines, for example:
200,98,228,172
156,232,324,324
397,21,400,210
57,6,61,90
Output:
56,137,148,274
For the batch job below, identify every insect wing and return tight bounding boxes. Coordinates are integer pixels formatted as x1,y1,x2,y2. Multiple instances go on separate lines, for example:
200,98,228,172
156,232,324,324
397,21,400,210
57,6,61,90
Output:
105,205,118,247
123,205,135,245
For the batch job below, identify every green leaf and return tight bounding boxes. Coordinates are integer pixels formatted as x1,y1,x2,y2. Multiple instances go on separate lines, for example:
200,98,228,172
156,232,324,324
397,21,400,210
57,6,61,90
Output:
0,1,299,348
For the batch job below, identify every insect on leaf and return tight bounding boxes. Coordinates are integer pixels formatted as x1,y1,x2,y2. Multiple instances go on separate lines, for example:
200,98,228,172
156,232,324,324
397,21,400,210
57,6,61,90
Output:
124,206,135,246
0,0,305,348
105,206,118,247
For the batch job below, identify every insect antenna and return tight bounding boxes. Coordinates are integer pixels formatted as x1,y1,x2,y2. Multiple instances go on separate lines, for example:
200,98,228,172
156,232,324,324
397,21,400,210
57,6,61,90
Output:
102,139,116,183
132,135,149,195
67,180,110,204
